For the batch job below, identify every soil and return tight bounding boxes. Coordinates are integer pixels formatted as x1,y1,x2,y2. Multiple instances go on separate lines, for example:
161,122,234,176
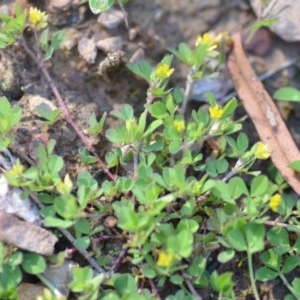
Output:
1,0,300,299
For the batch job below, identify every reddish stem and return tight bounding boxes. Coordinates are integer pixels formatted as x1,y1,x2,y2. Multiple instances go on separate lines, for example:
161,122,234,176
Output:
20,39,115,181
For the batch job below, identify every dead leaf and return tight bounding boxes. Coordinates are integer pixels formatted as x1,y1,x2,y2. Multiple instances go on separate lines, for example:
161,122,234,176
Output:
0,210,58,255
227,32,300,196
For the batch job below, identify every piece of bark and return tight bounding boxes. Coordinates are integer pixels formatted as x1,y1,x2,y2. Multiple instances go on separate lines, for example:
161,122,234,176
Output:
0,210,57,255
227,32,300,196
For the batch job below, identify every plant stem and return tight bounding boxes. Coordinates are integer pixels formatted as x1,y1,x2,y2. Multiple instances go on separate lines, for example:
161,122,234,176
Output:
279,272,298,299
182,72,194,115
183,273,202,300
247,250,260,300
117,0,129,31
36,273,64,297
19,38,115,181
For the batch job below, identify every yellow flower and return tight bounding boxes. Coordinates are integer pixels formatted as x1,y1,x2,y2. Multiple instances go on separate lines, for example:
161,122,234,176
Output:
28,7,48,29
209,105,224,119
156,251,174,267
156,64,174,79
195,32,218,52
254,142,271,160
269,193,282,212
125,118,136,132
7,162,24,177
173,120,185,132
56,174,73,195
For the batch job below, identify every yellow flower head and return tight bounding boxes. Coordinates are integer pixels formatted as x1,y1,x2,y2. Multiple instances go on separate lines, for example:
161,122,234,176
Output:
195,32,218,52
269,193,282,212
173,119,185,132
209,105,224,119
156,251,174,267
7,162,24,177
254,142,271,160
155,64,174,80
28,7,48,29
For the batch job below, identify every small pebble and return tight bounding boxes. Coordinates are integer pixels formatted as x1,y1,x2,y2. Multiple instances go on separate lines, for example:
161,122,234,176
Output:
27,95,58,118
129,48,145,63
97,8,125,29
96,36,123,53
78,37,97,64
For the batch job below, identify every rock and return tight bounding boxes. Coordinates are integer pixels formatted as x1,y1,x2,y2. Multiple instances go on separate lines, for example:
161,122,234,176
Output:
250,0,300,42
0,51,23,100
78,37,97,64
96,36,123,53
48,0,73,10
27,95,58,118
18,284,46,300
0,175,41,224
0,210,58,255
191,77,232,102
43,260,76,296
129,27,139,41
61,27,82,51
129,48,145,63
97,8,125,29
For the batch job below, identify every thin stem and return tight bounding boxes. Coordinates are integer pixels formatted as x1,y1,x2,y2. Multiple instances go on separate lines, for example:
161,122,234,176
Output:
110,247,129,273
19,38,115,181
279,272,298,299
149,278,159,297
36,273,64,297
263,220,288,228
183,273,202,300
247,250,260,300
182,72,194,115
117,0,129,31
59,227,106,275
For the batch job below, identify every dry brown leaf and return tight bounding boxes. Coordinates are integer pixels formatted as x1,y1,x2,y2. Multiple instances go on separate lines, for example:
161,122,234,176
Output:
227,32,300,195
0,210,57,255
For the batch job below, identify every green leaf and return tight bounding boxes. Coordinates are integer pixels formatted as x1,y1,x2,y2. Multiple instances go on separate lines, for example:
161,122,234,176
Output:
228,177,248,199
255,266,278,281
69,266,93,292
43,216,74,228
54,195,78,219
292,278,300,294
282,255,299,274
274,87,300,102
170,274,183,285
217,249,235,263
113,274,138,295
250,175,268,196
111,104,134,121
0,264,22,289
267,227,290,249
223,97,237,117
177,219,199,233
89,0,115,14
22,253,46,275
260,249,281,270
126,60,152,82
245,223,265,254
289,160,300,173
236,132,249,153
74,236,90,251
74,218,91,234
147,101,167,119
79,148,98,164
141,265,156,279
227,227,247,252
143,119,162,137
210,271,233,294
